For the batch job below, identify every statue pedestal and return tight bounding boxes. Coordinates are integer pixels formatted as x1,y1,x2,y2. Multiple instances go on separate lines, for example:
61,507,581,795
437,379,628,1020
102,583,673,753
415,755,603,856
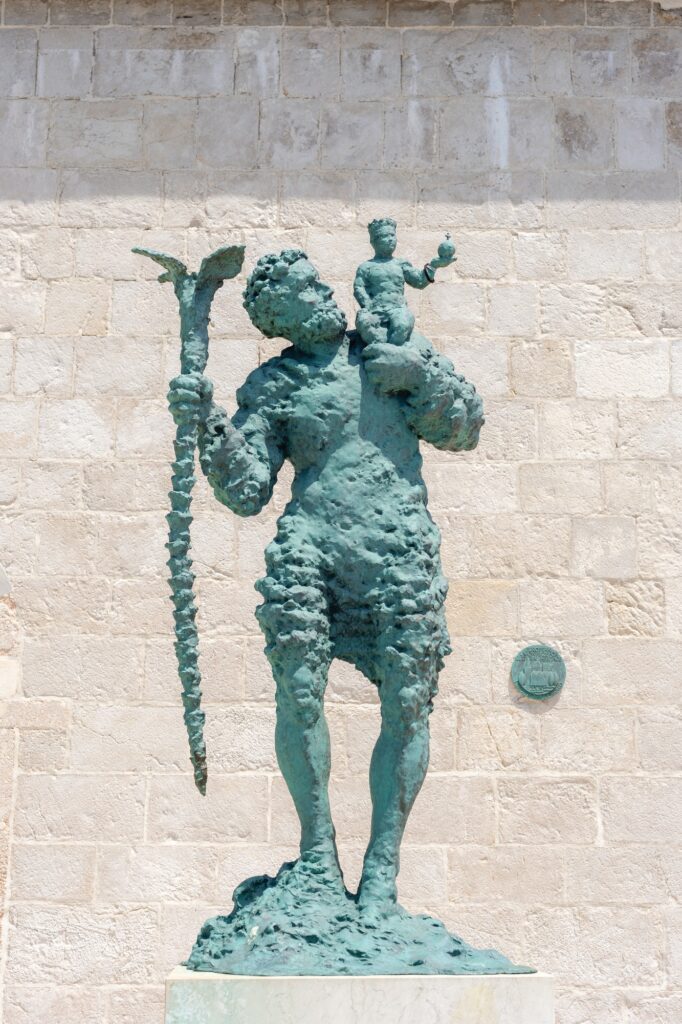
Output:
164,966,554,1024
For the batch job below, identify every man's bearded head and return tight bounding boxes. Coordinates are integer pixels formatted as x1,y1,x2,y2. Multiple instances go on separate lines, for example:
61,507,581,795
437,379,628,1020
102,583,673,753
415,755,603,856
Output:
243,250,347,353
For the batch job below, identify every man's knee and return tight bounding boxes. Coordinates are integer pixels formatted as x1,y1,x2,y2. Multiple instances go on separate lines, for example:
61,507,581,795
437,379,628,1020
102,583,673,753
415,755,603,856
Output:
275,662,327,730
376,650,438,737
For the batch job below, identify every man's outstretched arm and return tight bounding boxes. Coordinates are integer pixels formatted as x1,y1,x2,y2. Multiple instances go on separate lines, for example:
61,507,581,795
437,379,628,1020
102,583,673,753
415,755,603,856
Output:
168,371,285,517
362,334,484,453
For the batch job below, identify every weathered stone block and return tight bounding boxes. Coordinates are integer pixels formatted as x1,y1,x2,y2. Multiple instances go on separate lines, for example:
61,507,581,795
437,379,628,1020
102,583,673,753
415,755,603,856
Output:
51,0,111,25
38,398,115,458
147,775,269,842
520,462,601,514
223,0,283,24
235,27,280,97
615,98,666,171
606,580,665,637
14,775,145,842
513,231,566,280
567,230,643,282
575,338,669,399
626,995,682,1024
113,0,172,25
328,0,387,25
3,985,106,1023
542,709,637,772
37,28,93,98
666,101,682,166
618,401,682,460
11,843,95,902
21,226,74,279
18,724,68,770
320,103,383,168
439,97,490,171
646,230,682,280
511,338,574,398
389,1,453,26
13,576,111,635
93,27,235,98
487,283,538,336
586,1,650,26
519,578,605,637
6,905,158,985
0,281,46,334
570,28,629,96
259,99,320,169
284,0,328,26
49,99,143,169
59,169,162,228
451,2,513,26
446,580,518,637
3,0,48,25
572,515,637,579
638,709,682,770
498,779,598,844
513,1,585,26
554,99,614,170
457,708,539,772
525,906,663,986
539,400,616,460
540,284,610,338
443,512,570,580
632,29,682,99
281,27,340,98
405,775,496,844
341,28,401,99
546,170,679,230
142,98,196,169
402,28,533,97
45,279,110,336
173,0,221,26
0,30,37,99
583,637,682,705
196,97,259,167
0,100,49,167
602,777,682,843
448,845,561,903
21,460,82,510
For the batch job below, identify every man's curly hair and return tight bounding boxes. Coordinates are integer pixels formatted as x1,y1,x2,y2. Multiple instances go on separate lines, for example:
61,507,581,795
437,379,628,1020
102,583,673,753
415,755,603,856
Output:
242,249,307,338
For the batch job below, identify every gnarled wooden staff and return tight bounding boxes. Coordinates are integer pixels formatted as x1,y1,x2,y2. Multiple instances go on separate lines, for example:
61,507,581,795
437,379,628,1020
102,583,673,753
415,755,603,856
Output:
133,245,245,794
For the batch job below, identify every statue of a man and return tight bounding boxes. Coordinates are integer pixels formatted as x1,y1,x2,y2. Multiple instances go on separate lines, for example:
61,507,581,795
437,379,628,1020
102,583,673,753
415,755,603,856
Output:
163,243,520,976
169,246,483,913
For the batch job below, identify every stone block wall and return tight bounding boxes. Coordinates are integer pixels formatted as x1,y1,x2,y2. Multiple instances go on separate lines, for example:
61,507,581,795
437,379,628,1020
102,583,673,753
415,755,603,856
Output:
0,1,681,1021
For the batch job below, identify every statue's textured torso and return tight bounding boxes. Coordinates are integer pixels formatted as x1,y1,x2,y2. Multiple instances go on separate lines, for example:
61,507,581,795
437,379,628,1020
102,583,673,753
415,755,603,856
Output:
242,333,449,677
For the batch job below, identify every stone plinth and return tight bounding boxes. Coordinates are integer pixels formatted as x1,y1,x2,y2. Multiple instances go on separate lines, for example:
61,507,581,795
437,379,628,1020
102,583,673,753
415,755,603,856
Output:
165,966,554,1024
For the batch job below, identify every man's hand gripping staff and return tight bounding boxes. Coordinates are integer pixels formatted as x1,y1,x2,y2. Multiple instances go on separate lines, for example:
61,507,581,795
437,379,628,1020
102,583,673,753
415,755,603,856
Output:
132,244,245,795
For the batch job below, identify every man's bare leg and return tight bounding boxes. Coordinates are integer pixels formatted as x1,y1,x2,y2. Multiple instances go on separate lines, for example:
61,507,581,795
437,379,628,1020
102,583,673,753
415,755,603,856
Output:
358,663,434,911
273,656,342,879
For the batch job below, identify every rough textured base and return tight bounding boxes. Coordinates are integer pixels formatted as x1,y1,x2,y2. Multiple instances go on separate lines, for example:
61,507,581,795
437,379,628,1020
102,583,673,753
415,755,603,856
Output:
185,859,532,976
166,968,554,1024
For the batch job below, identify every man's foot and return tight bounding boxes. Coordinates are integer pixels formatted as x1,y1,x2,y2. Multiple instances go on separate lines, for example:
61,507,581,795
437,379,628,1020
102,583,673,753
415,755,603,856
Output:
356,861,399,921
296,841,346,892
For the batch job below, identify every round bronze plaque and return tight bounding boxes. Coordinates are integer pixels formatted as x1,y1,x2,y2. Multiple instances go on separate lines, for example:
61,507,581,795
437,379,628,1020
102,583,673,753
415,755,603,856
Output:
511,644,566,701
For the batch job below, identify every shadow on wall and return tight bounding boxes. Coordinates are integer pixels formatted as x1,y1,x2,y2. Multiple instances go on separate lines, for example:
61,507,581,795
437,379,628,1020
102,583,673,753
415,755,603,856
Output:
0,4,681,212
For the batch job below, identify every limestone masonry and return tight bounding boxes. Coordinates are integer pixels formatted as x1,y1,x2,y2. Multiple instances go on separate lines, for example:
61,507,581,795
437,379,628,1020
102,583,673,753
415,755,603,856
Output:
0,2,681,1023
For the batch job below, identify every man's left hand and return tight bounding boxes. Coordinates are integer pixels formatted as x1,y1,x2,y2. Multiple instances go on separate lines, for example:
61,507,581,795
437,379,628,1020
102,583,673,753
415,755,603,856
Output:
362,342,424,395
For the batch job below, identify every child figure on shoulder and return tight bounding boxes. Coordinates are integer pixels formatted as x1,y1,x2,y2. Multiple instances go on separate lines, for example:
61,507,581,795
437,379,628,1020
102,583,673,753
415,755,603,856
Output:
353,218,457,347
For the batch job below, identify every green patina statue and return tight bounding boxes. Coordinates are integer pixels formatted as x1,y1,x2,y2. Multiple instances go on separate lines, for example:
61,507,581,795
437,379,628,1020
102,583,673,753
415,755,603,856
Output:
136,228,531,977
